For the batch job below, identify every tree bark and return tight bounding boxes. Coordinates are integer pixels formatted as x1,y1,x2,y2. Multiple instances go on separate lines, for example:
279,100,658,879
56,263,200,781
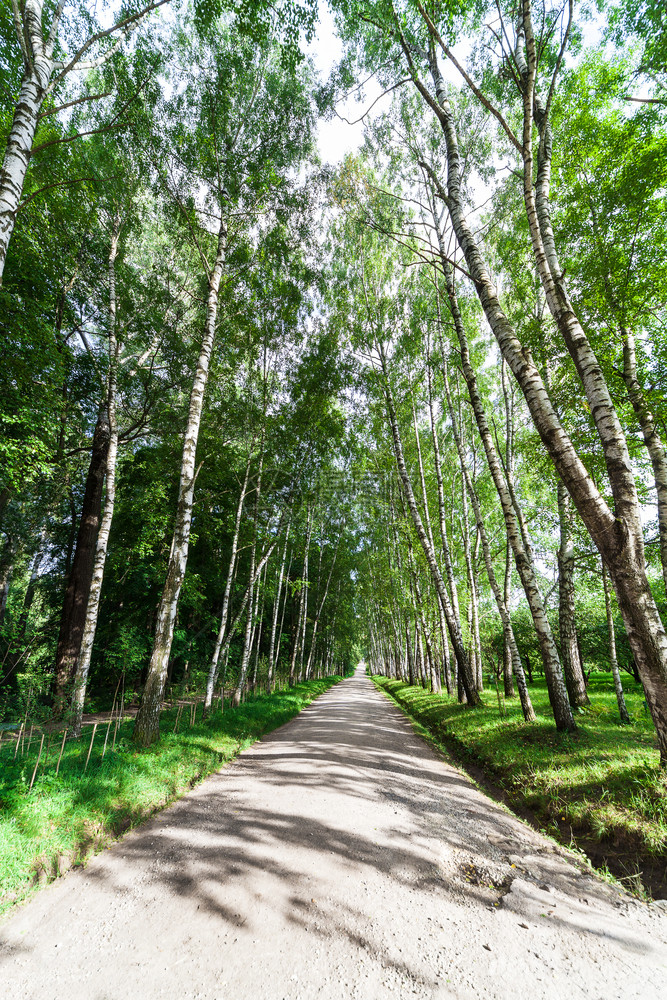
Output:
0,0,170,282
70,214,122,735
0,56,50,283
0,539,14,631
602,563,631,724
621,327,667,599
556,480,589,708
442,358,535,722
500,360,516,697
133,217,226,746
204,450,252,713
425,355,453,694
422,350,467,695
378,341,479,704
289,507,312,686
304,532,340,681
233,542,257,706
268,519,291,687
410,398,441,693
429,200,572,728
417,35,667,756
233,448,264,706
53,402,110,715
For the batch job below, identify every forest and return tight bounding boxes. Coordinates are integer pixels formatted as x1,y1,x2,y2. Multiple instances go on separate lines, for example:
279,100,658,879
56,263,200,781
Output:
1,0,666,902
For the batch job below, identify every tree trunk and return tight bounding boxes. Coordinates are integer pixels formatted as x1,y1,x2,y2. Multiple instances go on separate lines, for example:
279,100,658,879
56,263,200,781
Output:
621,327,667,599
441,359,535,722
459,468,482,693
500,360,516,698
233,544,257,706
0,541,14,631
274,549,293,683
53,403,110,715
297,518,311,684
0,59,50,283
411,394,442,694
602,563,631,724
378,341,479,704
430,217,572,728
420,43,667,755
204,451,252,713
557,480,589,708
304,532,340,681
421,351,469,695
70,215,122,736
133,218,226,746
425,357,453,694
289,508,312,686
233,439,265,706
268,520,291,687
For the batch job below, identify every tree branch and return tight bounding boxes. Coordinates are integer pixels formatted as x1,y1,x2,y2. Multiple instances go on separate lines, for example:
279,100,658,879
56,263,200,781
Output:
11,0,31,70
18,174,110,213
50,0,170,87
39,90,113,119
335,78,411,126
415,0,522,153
30,120,128,155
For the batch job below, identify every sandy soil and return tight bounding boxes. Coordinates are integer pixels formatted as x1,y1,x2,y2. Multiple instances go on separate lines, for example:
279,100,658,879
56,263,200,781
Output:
1,667,665,1000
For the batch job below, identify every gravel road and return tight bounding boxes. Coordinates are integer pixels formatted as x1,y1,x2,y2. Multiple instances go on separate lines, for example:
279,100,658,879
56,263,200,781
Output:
1,667,665,999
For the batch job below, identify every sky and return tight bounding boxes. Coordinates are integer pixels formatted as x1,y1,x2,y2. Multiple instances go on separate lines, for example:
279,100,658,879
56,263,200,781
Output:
305,3,377,164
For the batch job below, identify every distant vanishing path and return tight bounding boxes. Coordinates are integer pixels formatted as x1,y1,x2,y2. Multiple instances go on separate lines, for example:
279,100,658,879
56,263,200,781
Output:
1,667,666,999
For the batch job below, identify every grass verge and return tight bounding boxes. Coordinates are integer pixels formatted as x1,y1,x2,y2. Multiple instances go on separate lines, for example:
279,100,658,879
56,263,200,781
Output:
0,676,342,918
373,673,667,898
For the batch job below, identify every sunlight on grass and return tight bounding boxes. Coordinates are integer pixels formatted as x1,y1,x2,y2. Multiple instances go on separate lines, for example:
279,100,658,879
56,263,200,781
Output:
373,673,666,858
0,677,341,916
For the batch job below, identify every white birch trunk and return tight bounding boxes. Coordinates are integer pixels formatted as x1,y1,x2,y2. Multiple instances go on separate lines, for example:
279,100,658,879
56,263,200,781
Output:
288,508,311,685
133,218,226,746
0,61,50,283
268,519,290,686
233,552,256,706
621,327,667,599
1,0,169,282
233,449,264,705
304,533,340,681
70,214,121,736
274,549,293,682
602,563,631,724
203,451,252,713
442,359,535,722
378,342,479,704
500,360,516,697
430,228,573,728
556,480,590,708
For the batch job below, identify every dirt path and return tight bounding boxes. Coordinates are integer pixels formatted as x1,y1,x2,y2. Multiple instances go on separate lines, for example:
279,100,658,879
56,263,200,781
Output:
1,668,665,999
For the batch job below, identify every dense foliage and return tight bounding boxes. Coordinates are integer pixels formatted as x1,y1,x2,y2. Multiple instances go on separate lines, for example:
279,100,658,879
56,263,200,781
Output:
1,0,666,794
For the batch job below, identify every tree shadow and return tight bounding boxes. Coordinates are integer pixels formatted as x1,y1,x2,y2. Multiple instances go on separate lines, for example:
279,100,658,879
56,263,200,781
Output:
0,673,660,998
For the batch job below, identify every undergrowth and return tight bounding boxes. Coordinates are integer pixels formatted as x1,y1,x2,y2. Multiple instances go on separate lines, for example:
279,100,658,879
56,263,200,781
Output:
0,676,341,917
373,673,667,870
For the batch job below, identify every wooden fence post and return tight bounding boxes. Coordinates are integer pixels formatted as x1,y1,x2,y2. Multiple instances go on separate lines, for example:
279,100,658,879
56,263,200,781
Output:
29,734,45,790
56,729,67,775
84,723,98,773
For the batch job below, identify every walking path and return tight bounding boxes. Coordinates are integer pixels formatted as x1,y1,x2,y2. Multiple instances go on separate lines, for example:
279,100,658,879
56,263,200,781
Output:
1,668,665,999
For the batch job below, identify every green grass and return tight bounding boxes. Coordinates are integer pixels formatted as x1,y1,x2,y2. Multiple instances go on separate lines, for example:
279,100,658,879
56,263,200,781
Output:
373,672,667,862
0,676,341,917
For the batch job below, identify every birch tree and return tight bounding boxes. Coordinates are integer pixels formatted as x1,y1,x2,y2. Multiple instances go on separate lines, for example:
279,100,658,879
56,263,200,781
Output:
0,0,169,283
132,25,317,744
337,0,667,762
70,212,121,734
